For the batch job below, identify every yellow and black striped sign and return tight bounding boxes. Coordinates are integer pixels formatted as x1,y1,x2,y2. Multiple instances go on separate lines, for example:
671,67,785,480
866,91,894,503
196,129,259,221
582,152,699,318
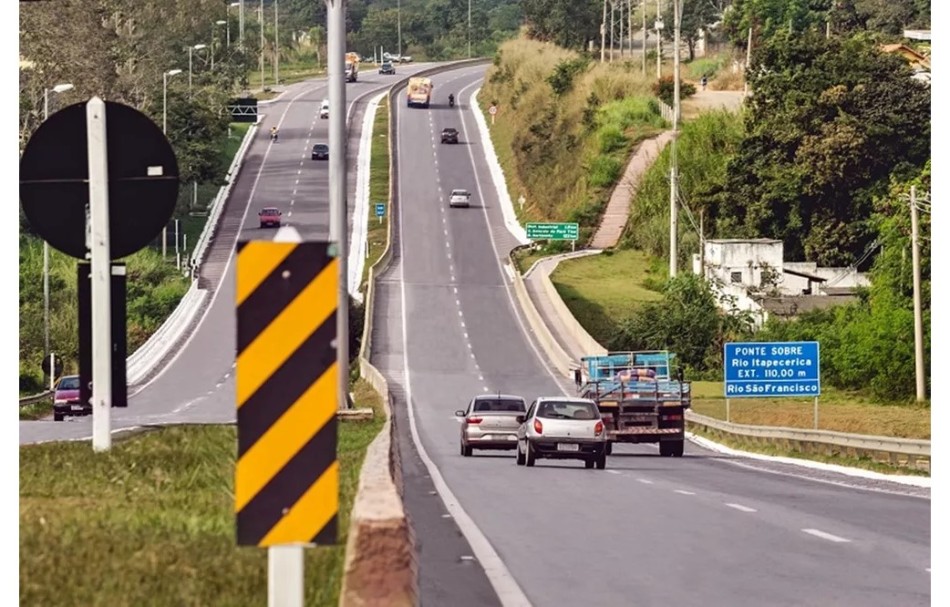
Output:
235,240,339,547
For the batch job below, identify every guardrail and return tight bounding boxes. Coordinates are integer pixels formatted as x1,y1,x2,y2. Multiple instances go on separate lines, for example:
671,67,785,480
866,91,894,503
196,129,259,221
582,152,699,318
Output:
341,57,489,607
686,411,931,470
19,390,53,407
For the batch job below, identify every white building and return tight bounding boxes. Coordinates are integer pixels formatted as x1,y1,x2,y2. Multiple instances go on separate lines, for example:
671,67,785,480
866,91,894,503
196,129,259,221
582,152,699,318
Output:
693,239,869,326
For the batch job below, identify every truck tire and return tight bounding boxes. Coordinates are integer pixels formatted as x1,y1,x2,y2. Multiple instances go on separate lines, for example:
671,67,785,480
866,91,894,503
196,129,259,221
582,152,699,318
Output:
53,412,64,422
670,439,684,457
660,440,685,457
584,458,594,469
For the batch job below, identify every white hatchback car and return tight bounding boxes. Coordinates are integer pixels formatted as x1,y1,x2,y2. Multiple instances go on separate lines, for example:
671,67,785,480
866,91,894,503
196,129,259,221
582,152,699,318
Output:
449,188,471,208
516,396,607,469
320,99,330,119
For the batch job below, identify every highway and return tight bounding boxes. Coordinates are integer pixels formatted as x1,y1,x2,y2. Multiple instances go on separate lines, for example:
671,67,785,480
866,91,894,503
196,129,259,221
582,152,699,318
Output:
370,65,931,606
18,64,436,446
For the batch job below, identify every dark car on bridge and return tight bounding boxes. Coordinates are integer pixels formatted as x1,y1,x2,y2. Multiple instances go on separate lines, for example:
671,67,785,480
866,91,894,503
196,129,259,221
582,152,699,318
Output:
379,61,395,75
53,375,87,421
258,207,282,228
441,127,459,144
312,143,329,160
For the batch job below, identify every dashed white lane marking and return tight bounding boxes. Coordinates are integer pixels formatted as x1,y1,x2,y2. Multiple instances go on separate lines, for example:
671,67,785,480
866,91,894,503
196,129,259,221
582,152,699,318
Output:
453,287,458,294
298,161,303,167
460,555,475,562
802,529,850,543
637,479,653,485
607,470,622,475
478,375,484,382
675,490,696,495
442,514,452,518
223,372,230,379
926,568,931,573
458,310,463,317
297,169,302,174
463,330,467,338
293,189,297,196
215,381,224,388
450,274,456,282
460,320,465,328
483,386,489,392
295,178,299,185
726,503,757,513
287,211,292,217
470,352,476,359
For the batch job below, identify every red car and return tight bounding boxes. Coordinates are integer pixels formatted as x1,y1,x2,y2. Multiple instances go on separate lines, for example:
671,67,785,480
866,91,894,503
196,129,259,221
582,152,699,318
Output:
259,207,281,228
53,375,87,421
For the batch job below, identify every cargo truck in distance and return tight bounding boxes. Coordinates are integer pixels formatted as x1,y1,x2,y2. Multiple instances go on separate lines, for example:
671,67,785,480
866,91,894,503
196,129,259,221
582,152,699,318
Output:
345,52,359,82
406,76,432,108
577,351,691,457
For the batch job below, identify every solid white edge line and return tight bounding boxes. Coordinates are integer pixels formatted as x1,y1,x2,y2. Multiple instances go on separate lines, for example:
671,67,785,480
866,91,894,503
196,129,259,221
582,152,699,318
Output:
687,432,931,489
458,81,570,397
348,91,387,301
725,503,757,513
802,528,851,543
396,93,533,607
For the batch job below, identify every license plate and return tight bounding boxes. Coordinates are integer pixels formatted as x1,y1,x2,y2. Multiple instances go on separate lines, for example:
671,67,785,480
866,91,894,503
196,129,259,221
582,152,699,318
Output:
508,435,517,441
557,443,579,452
71,405,84,412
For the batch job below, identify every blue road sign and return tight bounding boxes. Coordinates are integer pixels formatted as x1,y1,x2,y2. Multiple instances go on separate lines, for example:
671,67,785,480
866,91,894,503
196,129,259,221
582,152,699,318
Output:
724,341,820,398
374,203,385,217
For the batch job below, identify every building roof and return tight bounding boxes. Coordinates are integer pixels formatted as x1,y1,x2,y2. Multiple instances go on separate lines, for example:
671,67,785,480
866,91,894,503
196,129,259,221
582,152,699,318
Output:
903,30,932,41
782,267,827,282
880,44,930,68
757,295,858,317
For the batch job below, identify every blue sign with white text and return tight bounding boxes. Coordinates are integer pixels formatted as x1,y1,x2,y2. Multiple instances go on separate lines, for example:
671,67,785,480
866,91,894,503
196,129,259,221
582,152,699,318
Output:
375,203,385,217
723,341,820,398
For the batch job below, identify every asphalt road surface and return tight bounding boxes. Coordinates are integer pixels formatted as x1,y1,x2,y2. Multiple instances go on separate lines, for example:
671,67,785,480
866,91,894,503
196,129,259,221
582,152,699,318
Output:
19,64,436,446
370,64,931,607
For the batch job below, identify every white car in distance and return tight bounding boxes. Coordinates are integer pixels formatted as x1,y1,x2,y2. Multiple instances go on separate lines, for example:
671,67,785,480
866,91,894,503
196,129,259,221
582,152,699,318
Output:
449,188,471,208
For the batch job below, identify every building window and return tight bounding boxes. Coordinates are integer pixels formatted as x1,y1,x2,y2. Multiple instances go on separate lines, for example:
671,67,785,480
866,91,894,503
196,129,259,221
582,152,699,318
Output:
730,271,743,284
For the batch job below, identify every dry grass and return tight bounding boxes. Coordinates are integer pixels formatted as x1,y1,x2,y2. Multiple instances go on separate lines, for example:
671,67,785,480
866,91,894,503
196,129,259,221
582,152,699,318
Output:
362,96,390,288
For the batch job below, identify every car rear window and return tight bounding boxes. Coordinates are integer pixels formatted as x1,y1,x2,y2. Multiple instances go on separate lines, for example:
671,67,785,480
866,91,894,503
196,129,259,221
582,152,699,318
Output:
58,377,80,390
536,401,599,420
473,399,525,413
262,209,279,215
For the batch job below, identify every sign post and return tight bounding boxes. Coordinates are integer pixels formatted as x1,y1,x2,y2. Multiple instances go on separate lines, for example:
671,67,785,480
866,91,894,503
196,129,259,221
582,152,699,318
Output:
723,341,821,428
20,98,180,451
375,202,385,224
489,104,497,125
526,222,579,251
235,229,340,607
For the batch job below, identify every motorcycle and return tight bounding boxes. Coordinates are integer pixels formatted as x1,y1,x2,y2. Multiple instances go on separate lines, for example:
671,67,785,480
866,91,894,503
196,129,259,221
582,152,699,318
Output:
448,95,455,108
270,130,279,142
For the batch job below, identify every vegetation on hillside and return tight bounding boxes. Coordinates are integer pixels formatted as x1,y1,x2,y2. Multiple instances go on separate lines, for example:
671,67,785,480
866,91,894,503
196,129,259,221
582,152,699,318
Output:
480,39,667,242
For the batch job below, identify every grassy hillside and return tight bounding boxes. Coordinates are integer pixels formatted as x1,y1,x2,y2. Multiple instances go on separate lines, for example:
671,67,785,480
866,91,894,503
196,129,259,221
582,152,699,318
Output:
479,38,667,244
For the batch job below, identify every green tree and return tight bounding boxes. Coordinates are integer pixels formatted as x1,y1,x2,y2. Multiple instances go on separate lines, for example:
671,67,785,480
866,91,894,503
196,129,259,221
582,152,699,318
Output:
522,0,602,50
662,0,722,61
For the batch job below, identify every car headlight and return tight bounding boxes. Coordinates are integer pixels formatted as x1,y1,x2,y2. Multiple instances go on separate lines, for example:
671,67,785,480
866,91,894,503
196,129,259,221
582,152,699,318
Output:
54,399,67,405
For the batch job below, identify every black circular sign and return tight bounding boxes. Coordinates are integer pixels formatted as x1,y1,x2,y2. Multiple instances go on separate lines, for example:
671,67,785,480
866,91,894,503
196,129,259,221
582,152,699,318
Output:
20,100,179,260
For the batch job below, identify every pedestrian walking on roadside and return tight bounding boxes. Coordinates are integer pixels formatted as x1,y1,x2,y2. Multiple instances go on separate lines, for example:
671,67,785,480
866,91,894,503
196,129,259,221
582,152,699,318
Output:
701,75,708,91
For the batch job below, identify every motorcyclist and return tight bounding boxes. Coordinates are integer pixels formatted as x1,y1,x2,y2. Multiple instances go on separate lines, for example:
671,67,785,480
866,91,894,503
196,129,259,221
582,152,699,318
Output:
448,93,455,107
270,126,279,141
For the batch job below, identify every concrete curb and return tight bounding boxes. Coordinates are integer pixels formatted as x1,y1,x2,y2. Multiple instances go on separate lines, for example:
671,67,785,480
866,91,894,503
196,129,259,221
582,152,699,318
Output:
341,58,490,607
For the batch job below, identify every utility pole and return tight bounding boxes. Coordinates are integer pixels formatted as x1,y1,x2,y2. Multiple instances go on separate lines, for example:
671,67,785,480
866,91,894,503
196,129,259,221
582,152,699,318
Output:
910,186,926,401
239,0,245,49
274,0,279,85
744,26,752,96
468,0,472,58
600,0,608,63
656,0,662,78
397,0,402,58
610,1,615,61
628,0,633,58
642,0,647,74
260,0,265,90
669,0,682,278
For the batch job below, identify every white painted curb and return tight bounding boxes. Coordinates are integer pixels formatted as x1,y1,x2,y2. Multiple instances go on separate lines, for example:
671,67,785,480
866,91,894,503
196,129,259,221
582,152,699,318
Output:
348,92,387,301
471,87,529,245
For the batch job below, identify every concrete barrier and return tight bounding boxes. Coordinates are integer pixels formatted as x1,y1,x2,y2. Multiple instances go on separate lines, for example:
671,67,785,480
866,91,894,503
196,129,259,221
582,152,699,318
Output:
341,59,490,607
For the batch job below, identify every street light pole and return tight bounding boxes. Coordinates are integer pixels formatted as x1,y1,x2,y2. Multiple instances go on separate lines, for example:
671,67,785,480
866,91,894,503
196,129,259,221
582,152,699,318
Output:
397,0,402,58
910,186,926,401
213,20,227,70
188,44,207,93
41,83,74,378
274,0,279,85
260,1,265,90
468,0,472,58
239,0,245,49
670,0,682,279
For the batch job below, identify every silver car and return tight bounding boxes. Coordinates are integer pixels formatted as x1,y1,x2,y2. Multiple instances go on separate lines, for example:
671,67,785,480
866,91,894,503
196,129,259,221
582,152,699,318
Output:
456,394,527,456
516,397,608,469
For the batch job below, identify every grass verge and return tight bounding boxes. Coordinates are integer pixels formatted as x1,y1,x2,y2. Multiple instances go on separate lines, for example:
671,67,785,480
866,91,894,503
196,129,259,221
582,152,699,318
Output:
20,383,384,606
549,249,663,343
362,95,390,287
687,425,930,477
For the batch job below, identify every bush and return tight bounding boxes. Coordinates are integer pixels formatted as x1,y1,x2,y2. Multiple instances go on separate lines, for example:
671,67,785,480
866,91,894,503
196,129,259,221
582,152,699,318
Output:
651,76,697,106
588,156,622,188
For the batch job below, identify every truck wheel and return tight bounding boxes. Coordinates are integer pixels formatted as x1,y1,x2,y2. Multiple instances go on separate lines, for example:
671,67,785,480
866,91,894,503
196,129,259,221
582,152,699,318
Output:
605,441,613,455
584,458,594,469
53,412,64,422
659,442,672,456
525,443,536,467
670,439,684,457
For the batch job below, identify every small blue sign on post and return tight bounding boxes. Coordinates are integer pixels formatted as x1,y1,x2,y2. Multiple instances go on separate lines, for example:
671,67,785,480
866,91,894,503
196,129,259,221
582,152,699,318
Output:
374,203,385,217
723,341,820,398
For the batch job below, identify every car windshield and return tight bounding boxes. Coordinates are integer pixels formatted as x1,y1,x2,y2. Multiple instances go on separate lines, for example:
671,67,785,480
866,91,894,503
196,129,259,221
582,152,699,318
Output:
58,377,80,390
536,401,599,420
443,128,456,133
452,190,469,197
314,144,328,150
473,398,525,413
261,209,279,215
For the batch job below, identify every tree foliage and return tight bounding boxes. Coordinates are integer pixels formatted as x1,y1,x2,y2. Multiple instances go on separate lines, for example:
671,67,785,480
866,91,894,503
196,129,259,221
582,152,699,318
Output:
710,31,930,265
662,0,723,61
521,0,602,50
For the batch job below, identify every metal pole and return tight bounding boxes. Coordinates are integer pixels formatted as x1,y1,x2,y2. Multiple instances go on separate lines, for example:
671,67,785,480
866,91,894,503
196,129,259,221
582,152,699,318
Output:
600,0,608,63
274,0,279,85
260,1,265,90
669,0,681,279
228,14,231,47
327,0,350,416
189,47,193,92
744,26,752,96
269,545,304,607
175,219,180,256
163,72,168,133
49,353,55,391
87,97,112,453
211,24,215,71
43,88,51,374
239,0,245,49
813,397,819,430
468,0,472,58
397,0,402,58
628,0,633,58
610,1,615,62
726,398,730,423
911,186,926,401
